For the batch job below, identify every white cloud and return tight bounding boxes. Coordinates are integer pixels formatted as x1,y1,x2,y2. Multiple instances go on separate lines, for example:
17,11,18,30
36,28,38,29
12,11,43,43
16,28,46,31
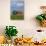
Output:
16,3,24,6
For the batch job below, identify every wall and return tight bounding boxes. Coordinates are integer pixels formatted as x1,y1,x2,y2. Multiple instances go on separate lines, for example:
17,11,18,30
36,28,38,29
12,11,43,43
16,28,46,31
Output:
0,0,46,38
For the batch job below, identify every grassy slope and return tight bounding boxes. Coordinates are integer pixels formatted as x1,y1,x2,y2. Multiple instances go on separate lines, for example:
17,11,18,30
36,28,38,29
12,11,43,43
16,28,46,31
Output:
10,14,24,20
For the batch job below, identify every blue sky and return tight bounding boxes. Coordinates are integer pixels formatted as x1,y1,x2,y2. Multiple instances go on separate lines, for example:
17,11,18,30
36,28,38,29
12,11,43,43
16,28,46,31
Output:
11,0,24,12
